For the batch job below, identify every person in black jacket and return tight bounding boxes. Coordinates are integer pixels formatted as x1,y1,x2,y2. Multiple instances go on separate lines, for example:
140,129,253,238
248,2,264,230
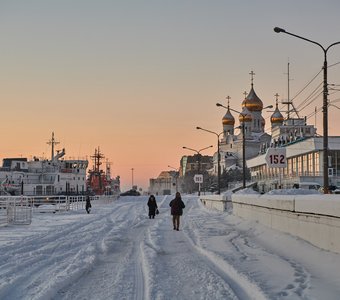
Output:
147,195,158,219
85,195,92,214
169,192,185,231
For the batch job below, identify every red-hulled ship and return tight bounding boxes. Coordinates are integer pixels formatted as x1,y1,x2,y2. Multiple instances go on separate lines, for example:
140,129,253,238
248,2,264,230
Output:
87,147,120,195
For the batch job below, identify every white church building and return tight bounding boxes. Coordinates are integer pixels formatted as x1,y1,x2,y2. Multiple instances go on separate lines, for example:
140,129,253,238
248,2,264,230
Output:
213,72,340,192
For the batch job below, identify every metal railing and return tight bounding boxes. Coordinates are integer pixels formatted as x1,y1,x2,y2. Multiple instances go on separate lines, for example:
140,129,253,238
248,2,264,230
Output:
0,194,120,227
0,197,8,227
1,196,33,225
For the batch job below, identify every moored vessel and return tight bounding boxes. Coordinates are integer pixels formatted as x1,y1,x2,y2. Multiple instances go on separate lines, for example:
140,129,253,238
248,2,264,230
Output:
87,147,120,196
0,133,88,196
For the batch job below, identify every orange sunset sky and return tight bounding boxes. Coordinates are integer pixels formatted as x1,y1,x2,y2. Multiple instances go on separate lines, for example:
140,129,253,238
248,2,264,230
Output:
1,1,340,191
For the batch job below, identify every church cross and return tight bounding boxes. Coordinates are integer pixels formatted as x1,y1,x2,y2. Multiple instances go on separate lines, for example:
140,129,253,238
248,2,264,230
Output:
225,95,231,107
249,70,255,87
274,93,279,106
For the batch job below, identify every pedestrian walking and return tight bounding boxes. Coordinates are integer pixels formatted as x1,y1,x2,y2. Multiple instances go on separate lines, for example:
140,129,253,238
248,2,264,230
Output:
147,195,158,219
85,195,92,214
169,192,185,231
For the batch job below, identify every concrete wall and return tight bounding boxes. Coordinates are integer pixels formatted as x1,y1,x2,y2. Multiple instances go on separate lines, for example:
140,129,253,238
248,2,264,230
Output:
232,194,340,254
199,194,232,211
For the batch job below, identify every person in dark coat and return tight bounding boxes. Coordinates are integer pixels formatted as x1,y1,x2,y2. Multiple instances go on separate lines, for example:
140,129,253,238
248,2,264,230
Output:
169,192,185,231
85,195,92,214
147,195,158,219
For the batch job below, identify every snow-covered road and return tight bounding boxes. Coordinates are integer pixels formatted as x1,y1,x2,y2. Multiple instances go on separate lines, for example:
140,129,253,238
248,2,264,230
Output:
1,195,340,299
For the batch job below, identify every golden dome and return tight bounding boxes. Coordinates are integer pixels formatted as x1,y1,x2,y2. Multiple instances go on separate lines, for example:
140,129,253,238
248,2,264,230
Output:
242,87,263,112
271,112,284,123
222,109,235,126
271,102,284,124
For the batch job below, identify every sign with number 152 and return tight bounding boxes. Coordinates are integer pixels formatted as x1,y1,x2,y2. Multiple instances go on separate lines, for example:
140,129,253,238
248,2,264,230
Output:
265,148,287,168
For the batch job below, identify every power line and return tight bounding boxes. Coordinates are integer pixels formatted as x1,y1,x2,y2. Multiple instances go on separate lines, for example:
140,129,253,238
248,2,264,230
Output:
291,68,322,102
284,61,340,117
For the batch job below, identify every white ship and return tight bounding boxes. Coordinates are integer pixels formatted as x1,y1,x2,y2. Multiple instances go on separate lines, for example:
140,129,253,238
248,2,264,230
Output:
0,133,88,196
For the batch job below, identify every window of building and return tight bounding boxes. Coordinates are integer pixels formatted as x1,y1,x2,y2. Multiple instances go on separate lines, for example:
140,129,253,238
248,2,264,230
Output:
315,152,320,175
302,154,307,175
308,153,314,176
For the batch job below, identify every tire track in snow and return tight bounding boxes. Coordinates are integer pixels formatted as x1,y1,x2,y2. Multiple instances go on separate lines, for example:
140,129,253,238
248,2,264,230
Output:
0,199,145,299
54,198,149,300
0,213,113,299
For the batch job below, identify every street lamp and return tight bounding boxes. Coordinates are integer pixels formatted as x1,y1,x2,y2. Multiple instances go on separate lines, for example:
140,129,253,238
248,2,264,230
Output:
182,145,213,195
216,103,273,189
182,145,213,173
196,127,223,194
274,26,340,194
168,165,179,193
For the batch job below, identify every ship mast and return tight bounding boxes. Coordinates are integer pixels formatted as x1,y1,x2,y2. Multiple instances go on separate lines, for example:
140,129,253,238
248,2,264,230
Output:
91,147,105,173
46,132,60,160
89,147,105,191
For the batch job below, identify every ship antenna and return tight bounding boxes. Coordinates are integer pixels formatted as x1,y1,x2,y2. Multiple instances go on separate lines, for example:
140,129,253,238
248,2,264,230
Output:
282,61,300,118
47,132,60,160
287,61,290,118
90,147,105,173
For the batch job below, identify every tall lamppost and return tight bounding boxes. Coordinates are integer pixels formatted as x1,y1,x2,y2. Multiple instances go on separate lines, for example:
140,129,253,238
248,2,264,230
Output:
216,103,273,189
168,165,179,193
274,27,340,194
131,168,134,189
182,145,213,173
196,127,223,194
182,145,213,195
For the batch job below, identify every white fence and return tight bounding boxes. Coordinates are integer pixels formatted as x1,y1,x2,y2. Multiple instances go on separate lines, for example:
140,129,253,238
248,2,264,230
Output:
0,194,119,226
7,197,33,225
0,196,33,226
0,197,9,226
33,196,71,213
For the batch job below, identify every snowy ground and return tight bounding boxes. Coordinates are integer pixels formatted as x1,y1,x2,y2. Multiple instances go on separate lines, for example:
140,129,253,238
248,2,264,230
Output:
1,195,340,300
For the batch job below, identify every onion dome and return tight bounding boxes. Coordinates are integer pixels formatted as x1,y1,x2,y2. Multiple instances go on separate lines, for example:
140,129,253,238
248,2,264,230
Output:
242,87,263,112
239,107,252,123
271,97,284,124
222,108,235,126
